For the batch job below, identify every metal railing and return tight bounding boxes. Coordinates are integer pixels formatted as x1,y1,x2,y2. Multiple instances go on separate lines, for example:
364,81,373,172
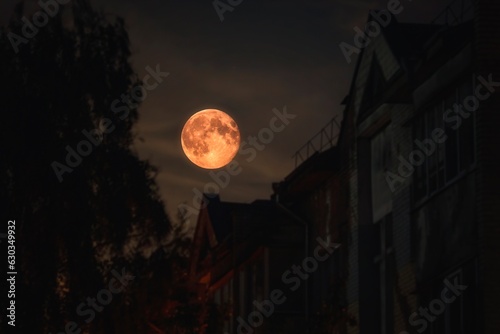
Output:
431,0,474,26
291,115,342,167
290,0,474,168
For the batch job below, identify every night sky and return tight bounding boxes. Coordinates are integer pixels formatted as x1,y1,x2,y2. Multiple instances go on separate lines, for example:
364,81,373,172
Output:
1,0,451,221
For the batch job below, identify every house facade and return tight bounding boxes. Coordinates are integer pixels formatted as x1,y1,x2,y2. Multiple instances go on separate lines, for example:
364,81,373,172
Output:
341,0,500,333
190,0,500,332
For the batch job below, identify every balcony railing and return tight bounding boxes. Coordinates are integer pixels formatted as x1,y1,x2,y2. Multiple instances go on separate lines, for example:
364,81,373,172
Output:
431,0,473,26
292,115,342,168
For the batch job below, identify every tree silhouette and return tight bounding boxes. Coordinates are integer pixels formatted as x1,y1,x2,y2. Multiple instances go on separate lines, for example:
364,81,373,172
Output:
144,210,205,334
0,1,198,333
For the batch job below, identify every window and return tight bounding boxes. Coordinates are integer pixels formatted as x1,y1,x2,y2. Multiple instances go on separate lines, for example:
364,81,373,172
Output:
413,77,476,202
428,262,477,334
371,125,393,223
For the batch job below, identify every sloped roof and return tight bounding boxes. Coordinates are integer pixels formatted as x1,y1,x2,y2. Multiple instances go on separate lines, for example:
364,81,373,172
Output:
203,195,276,245
190,194,304,286
204,195,235,244
346,13,442,106
382,20,442,61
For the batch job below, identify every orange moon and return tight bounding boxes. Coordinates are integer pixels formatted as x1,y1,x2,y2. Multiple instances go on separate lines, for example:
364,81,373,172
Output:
181,109,241,169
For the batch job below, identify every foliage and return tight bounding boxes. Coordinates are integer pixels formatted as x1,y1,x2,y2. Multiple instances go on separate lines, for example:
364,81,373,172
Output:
0,1,201,333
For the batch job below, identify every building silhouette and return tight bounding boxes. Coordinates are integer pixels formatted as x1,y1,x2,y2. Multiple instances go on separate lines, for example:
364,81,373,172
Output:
190,0,500,332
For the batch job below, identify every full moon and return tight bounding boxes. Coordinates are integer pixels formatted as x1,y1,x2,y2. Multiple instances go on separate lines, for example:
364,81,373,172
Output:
181,109,241,169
